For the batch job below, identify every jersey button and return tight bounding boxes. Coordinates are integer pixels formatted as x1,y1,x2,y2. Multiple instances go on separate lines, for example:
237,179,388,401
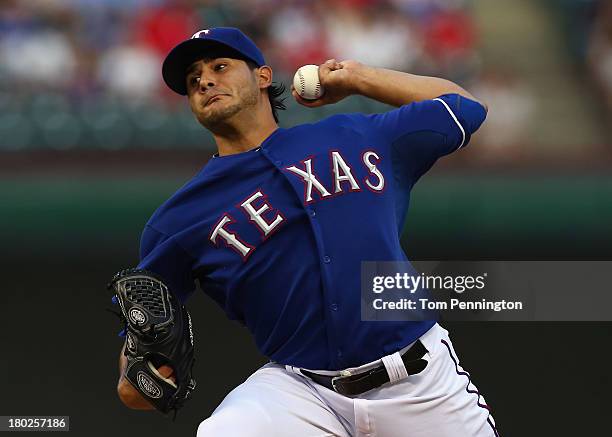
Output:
323,255,331,263
275,160,283,166
330,303,338,311
308,209,316,217
337,350,343,358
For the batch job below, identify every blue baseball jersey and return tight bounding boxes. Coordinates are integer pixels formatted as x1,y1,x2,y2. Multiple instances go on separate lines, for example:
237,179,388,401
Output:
137,93,486,370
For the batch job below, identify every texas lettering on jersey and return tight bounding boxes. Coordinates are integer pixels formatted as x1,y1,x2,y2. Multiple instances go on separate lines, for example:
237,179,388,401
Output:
209,149,385,259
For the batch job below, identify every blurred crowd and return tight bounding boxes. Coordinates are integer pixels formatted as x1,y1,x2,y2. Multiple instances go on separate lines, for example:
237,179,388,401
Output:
0,0,488,150
0,0,479,104
0,0,608,156
587,1,612,110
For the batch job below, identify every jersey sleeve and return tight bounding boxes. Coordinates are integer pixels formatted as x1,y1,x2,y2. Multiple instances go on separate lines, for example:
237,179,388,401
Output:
367,93,487,184
137,224,196,303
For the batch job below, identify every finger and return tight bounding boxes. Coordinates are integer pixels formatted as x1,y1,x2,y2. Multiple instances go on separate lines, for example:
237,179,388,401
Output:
318,66,335,85
291,90,311,106
320,59,336,73
318,62,332,78
298,98,325,108
292,89,321,107
291,85,318,102
325,59,342,70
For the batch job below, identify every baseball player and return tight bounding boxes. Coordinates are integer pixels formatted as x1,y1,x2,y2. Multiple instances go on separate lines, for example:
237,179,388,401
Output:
111,27,498,436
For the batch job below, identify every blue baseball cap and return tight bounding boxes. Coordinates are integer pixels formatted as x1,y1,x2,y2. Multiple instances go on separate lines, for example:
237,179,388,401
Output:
162,27,266,95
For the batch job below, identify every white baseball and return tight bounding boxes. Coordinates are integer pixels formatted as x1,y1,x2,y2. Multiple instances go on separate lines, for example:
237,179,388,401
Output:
293,65,324,100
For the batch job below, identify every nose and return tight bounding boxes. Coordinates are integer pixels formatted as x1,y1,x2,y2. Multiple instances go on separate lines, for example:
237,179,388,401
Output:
198,75,215,92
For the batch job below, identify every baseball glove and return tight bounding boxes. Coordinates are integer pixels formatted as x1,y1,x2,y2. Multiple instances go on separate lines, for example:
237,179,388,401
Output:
108,268,196,415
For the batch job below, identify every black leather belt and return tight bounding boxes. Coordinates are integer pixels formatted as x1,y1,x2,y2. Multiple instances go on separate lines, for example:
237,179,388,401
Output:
301,340,428,397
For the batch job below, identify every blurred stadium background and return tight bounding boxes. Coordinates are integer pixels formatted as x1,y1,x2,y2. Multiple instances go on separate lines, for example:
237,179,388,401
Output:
1,0,611,435
1,0,611,255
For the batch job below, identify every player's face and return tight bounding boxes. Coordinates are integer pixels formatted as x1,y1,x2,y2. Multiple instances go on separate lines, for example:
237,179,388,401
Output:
185,58,259,129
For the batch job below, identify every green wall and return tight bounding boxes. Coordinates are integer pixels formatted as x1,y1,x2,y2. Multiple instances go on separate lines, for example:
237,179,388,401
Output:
3,174,611,256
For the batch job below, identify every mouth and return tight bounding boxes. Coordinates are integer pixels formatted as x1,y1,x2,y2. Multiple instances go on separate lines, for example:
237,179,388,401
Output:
205,94,229,106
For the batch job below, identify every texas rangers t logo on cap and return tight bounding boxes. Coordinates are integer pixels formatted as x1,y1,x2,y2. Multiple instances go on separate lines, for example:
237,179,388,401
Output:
191,29,210,39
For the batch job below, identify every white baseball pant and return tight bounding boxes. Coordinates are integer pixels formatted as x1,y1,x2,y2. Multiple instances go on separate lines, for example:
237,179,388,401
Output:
196,324,499,437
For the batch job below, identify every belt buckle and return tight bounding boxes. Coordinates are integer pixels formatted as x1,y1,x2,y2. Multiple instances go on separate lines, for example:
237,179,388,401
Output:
330,369,352,393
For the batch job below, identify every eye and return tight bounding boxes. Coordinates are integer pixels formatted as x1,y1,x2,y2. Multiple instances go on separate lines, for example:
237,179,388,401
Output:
189,76,200,86
214,63,227,71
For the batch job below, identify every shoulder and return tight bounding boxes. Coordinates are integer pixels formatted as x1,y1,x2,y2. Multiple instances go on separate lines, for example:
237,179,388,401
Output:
145,173,205,236
140,176,203,261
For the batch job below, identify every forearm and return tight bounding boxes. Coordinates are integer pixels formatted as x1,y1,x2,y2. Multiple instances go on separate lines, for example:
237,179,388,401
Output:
353,66,485,109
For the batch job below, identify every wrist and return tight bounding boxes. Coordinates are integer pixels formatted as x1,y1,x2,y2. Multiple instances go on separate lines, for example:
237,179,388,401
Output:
351,65,377,97
117,378,155,410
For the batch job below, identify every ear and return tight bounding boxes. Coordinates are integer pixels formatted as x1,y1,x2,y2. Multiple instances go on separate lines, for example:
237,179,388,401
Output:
256,65,273,90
